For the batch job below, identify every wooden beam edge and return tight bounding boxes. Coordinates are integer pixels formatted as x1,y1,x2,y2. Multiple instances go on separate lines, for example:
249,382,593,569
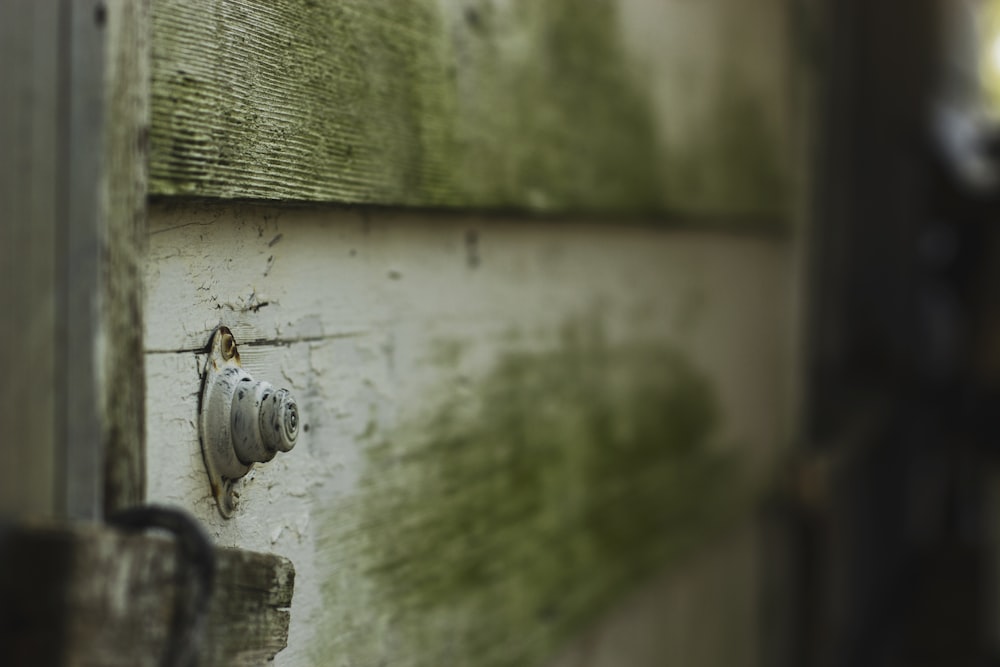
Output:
0,522,295,667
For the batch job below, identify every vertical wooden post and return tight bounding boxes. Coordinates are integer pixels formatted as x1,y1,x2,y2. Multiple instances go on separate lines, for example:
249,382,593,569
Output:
61,0,110,519
100,0,150,515
0,0,148,519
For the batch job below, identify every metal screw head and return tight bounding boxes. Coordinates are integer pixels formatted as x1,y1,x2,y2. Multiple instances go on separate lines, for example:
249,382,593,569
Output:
220,330,239,361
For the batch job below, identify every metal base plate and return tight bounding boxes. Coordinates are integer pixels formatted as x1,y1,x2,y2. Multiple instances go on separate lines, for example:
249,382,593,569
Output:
199,327,252,518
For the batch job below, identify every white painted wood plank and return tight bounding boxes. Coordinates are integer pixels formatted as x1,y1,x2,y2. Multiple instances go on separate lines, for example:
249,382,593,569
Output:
145,204,796,666
548,523,763,667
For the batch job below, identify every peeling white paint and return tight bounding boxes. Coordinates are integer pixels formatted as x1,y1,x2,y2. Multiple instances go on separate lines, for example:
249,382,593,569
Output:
145,203,796,666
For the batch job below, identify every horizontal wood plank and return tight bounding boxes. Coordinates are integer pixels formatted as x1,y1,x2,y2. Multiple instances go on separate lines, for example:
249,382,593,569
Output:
209,547,296,665
145,203,797,666
150,0,793,218
0,522,294,666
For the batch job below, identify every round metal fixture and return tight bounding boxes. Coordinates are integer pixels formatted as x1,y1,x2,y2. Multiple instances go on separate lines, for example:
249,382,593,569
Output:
199,326,299,518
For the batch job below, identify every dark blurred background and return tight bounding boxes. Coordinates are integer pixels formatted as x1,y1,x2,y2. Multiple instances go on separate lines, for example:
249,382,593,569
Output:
794,0,1000,664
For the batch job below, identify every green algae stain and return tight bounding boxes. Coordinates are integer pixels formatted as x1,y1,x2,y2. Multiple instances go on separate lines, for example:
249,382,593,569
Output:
315,323,748,666
662,81,789,220
444,0,664,212
151,0,791,218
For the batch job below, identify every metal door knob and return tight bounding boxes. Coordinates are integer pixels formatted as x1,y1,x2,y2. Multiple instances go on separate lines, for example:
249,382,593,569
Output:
199,327,299,517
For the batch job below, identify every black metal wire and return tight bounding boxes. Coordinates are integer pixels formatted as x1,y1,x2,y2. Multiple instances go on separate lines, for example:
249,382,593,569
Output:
108,506,216,667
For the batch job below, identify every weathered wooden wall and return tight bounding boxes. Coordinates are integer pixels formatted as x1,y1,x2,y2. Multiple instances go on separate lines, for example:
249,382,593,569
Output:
142,0,809,664
145,204,796,666
0,0,808,662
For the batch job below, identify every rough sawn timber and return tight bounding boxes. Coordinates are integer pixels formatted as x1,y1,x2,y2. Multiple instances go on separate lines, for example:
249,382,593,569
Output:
102,0,152,516
208,547,296,665
150,0,792,218
0,522,294,666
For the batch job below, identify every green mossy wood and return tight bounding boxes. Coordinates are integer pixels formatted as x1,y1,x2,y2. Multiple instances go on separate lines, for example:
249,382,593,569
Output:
151,0,791,218
314,325,748,665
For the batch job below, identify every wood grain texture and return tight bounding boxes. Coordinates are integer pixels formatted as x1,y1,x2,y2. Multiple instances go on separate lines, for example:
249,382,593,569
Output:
0,522,293,666
0,523,174,667
145,203,797,666
208,547,296,665
150,0,793,218
101,0,151,515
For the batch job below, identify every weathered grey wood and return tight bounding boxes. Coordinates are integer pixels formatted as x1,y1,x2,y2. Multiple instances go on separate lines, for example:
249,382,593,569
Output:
0,522,294,666
63,0,112,519
150,0,792,219
0,3,65,517
0,2,150,519
101,0,151,515
208,548,296,665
